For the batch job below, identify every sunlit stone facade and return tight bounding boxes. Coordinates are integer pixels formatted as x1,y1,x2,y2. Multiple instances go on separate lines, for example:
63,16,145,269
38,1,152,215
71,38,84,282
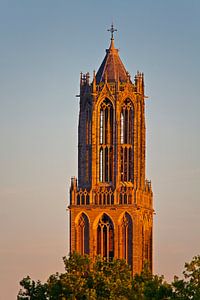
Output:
69,29,153,274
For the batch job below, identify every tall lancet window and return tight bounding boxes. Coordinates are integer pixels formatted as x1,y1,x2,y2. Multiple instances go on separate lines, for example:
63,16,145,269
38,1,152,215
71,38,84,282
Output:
76,213,89,255
99,99,113,183
85,106,91,183
120,99,134,182
120,212,133,265
97,214,114,259
86,105,92,145
144,224,152,271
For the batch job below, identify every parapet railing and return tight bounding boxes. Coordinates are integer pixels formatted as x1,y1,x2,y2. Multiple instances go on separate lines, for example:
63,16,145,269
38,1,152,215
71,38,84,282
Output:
70,177,152,207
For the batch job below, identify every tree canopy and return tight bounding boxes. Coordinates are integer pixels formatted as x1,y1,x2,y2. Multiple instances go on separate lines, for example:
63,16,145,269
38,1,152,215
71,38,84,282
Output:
18,253,200,300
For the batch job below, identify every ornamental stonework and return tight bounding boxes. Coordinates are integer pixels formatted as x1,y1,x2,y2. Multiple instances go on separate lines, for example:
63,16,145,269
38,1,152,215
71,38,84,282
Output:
68,26,153,274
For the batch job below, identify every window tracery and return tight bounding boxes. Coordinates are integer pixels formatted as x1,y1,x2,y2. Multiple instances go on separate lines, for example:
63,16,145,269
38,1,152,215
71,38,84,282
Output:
97,214,114,259
76,213,89,255
99,99,114,183
142,217,152,271
120,213,133,265
120,99,134,182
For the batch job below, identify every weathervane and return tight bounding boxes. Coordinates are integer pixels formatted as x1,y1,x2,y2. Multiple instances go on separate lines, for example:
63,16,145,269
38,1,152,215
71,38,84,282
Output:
107,23,117,40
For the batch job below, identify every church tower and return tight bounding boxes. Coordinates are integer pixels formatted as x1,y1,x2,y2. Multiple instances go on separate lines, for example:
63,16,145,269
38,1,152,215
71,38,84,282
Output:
69,25,153,274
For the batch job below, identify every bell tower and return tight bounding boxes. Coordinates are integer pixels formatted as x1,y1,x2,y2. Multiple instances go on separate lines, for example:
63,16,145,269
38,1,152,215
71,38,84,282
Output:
69,25,153,274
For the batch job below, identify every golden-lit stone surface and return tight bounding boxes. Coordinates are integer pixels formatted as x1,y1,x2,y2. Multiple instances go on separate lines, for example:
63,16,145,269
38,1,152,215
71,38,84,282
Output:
69,35,153,274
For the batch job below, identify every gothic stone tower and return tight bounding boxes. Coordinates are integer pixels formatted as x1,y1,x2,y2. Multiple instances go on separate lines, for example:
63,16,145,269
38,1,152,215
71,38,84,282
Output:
69,27,153,274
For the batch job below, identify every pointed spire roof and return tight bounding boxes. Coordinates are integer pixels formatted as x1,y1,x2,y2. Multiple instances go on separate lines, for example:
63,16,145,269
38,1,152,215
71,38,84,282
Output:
96,27,129,84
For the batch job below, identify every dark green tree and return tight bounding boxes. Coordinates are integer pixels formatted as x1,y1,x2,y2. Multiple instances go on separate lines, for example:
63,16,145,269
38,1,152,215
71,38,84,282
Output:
47,252,93,300
18,253,200,300
92,256,132,299
17,276,47,300
131,262,172,300
172,255,200,300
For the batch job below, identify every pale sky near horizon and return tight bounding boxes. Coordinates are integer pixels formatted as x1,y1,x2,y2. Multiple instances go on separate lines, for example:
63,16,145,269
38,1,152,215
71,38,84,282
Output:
0,0,200,299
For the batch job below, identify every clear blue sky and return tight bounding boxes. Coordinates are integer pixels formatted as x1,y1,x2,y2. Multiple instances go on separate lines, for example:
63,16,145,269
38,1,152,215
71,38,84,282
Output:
0,0,200,298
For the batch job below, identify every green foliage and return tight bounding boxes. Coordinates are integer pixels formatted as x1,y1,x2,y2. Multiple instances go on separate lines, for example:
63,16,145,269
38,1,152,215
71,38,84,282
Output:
131,264,172,300
18,253,200,300
172,255,200,300
92,256,132,299
17,276,47,300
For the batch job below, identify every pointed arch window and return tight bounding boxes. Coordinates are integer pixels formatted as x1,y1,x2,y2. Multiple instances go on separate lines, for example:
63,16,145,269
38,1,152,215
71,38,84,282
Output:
143,224,152,271
97,214,114,259
120,212,133,266
141,217,152,272
99,147,103,182
120,99,134,182
99,99,114,183
76,213,89,255
84,104,92,184
86,105,92,145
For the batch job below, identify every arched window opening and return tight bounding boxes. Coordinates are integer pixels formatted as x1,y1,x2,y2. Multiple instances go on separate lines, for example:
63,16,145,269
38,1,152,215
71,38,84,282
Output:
124,194,127,204
111,194,114,205
100,110,104,144
120,99,134,182
103,194,106,205
120,112,124,144
142,225,144,264
105,147,108,181
81,194,84,205
99,99,114,183
85,105,92,184
86,107,91,145
97,214,114,259
99,99,113,145
99,147,103,182
121,213,133,266
77,194,80,205
99,146,114,183
142,218,152,271
76,214,89,255
144,225,152,270
99,195,102,205
149,228,153,272
145,233,149,262
109,147,113,180
121,99,134,144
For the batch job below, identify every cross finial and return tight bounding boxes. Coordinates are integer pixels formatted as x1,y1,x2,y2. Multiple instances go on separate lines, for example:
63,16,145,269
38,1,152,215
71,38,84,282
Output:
107,23,117,40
